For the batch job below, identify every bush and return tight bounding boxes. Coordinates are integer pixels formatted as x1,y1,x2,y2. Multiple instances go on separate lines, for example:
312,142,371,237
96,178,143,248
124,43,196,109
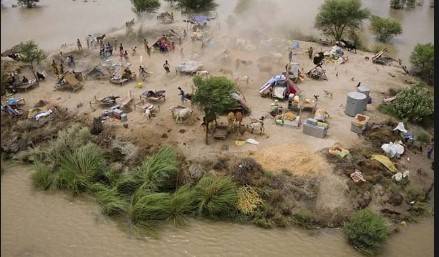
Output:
236,186,263,215
380,84,433,122
133,146,178,192
343,209,389,255
176,0,217,11
131,193,172,224
410,43,434,84
94,184,128,216
194,176,238,217
131,0,160,12
168,185,197,224
369,16,402,42
31,161,54,190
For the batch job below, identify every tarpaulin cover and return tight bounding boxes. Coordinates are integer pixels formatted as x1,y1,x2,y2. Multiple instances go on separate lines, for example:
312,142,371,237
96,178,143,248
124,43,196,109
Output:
371,154,397,172
192,16,209,25
381,141,404,158
259,74,286,94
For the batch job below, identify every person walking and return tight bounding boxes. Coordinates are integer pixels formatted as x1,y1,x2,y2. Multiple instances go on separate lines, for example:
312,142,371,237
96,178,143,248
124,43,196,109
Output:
144,39,148,51
132,46,137,56
86,35,91,49
178,86,185,104
163,60,170,73
77,38,83,50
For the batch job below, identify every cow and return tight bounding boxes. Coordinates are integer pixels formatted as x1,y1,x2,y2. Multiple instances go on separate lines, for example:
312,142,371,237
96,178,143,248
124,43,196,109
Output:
313,52,325,67
169,106,193,124
195,70,209,77
96,34,106,43
337,39,357,53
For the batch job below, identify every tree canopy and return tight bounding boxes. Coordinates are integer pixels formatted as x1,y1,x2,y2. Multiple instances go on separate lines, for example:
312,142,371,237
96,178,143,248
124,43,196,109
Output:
16,40,45,68
369,15,402,42
131,0,160,13
192,76,236,144
315,0,369,41
17,0,39,8
176,0,217,11
410,43,434,84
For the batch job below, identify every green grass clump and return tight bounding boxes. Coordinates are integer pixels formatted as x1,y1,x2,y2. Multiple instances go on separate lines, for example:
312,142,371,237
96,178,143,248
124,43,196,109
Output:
94,184,128,216
343,209,389,256
194,176,238,217
168,185,197,225
133,146,178,192
31,161,54,190
131,193,172,224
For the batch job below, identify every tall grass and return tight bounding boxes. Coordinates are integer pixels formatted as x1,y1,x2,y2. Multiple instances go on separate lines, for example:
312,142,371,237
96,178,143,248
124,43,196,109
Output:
94,183,128,216
194,176,238,217
133,146,178,192
168,185,197,225
31,161,54,190
130,193,172,224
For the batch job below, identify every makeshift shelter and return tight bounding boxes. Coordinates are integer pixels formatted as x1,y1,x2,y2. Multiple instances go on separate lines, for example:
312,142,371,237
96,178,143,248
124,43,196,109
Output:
56,71,83,91
153,36,173,52
229,92,250,114
259,74,299,99
372,50,397,65
325,45,344,59
86,65,111,80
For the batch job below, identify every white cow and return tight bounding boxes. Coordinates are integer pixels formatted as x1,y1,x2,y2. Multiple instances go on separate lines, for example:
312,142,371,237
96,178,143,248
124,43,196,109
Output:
169,106,193,124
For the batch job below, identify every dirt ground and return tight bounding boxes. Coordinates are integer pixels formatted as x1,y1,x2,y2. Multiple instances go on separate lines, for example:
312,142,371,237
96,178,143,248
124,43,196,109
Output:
2,19,431,213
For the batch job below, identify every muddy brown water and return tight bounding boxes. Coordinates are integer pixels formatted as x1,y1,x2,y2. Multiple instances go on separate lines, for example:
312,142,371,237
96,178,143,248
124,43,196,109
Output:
1,164,433,257
1,0,433,64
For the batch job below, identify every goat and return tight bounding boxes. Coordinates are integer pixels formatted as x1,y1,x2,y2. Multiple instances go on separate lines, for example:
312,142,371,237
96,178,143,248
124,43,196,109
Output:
96,34,106,43
169,106,193,124
195,70,209,77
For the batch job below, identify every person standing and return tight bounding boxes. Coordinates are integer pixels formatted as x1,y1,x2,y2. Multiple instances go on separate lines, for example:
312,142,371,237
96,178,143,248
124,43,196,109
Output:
178,86,185,104
163,60,170,73
59,63,64,74
51,60,59,75
183,29,187,39
308,46,313,60
77,38,83,50
119,43,124,53
288,49,293,62
86,35,91,49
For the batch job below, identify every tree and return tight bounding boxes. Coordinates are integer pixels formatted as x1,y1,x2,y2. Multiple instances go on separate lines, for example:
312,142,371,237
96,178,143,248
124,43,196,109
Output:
17,0,39,8
410,43,434,84
176,0,217,11
390,0,405,9
15,41,45,81
131,0,160,13
343,209,388,255
315,0,369,41
192,76,236,144
369,15,402,42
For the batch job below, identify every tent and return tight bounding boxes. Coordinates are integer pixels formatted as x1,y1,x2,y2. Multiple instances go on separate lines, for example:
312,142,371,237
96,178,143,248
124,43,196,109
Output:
192,16,209,25
259,74,298,99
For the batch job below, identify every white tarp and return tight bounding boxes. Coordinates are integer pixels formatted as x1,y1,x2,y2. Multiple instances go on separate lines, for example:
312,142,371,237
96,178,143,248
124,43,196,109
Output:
381,141,405,158
393,122,408,134
273,86,286,99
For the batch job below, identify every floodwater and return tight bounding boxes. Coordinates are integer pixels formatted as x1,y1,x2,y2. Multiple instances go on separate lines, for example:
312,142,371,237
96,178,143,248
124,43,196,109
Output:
1,164,434,257
0,0,434,63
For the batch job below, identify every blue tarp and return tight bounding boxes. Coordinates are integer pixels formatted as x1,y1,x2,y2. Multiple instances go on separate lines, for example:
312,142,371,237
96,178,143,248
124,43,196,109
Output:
291,41,300,49
192,16,209,25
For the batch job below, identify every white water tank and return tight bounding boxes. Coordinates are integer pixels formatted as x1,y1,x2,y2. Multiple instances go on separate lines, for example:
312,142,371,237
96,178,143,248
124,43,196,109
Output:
345,92,367,117
357,84,370,103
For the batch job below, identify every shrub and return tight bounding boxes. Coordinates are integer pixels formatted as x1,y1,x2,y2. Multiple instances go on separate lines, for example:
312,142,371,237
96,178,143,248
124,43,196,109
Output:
94,184,128,216
131,0,160,13
343,209,389,255
380,84,433,122
236,186,263,215
194,176,238,217
415,131,431,144
133,146,178,192
131,193,172,224
31,161,54,190
168,185,197,224
369,16,402,42
292,209,317,229
410,43,434,84
231,158,264,185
